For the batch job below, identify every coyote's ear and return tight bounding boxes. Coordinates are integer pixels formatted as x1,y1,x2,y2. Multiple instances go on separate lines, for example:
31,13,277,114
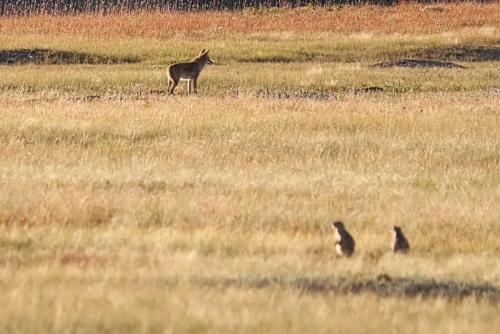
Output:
200,49,206,55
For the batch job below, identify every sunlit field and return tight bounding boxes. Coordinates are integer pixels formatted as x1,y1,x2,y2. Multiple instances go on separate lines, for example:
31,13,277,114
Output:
0,4,499,333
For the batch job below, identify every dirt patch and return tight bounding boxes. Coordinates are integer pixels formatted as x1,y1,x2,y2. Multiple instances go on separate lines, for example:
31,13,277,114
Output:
0,49,138,65
373,59,465,69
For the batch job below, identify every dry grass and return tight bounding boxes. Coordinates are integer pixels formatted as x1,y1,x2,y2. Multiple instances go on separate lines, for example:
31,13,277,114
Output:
1,281,498,333
0,4,498,37
1,92,498,238
0,4,499,333
0,61,498,95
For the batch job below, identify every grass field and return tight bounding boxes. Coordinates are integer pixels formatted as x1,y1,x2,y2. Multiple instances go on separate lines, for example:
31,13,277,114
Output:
0,4,499,333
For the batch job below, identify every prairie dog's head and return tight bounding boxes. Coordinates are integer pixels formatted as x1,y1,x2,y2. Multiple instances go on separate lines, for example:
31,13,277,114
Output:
331,221,346,231
393,226,403,235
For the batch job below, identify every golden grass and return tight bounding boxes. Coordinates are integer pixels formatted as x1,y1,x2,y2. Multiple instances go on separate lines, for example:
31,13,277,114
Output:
0,61,498,95
0,4,499,332
1,89,500,331
1,92,498,248
1,280,498,333
1,25,498,72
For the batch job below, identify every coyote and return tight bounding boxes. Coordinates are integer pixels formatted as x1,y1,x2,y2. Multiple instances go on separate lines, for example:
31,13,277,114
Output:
331,221,355,257
167,49,214,95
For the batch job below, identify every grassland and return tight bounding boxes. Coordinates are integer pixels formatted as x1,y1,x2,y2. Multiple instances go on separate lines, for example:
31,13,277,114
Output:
0,4,499,333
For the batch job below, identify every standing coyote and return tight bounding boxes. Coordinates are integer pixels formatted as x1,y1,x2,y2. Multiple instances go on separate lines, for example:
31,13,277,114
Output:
167,49,214,95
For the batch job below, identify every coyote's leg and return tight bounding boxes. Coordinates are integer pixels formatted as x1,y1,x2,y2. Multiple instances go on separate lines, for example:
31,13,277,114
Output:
187,79,193,95
169,79,178,95
192,77,198,94
167,79,172,94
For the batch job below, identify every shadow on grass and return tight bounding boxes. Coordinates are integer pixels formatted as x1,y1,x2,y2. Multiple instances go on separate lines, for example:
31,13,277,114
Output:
195,275,500,302
240,47,500,64
373,59,466,68
0,48,138,65
411,46,500,62
254,86,388,100
374,46,500,68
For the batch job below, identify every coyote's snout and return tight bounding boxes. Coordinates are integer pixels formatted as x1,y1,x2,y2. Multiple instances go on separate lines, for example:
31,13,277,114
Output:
167,49,214,95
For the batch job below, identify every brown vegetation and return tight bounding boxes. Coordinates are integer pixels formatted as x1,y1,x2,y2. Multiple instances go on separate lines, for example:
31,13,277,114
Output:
0,4,498,37
0,3,499,332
